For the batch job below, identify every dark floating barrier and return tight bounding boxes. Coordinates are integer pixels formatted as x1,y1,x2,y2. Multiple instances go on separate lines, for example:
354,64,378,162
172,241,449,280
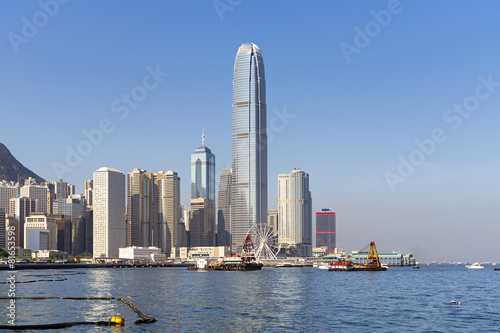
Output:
0,319,122,330
0,296,156,328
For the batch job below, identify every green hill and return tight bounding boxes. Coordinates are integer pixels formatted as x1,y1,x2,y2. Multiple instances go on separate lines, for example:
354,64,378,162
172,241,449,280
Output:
0,143,45,184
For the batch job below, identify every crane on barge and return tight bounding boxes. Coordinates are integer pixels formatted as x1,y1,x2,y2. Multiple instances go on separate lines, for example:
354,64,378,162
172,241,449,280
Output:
357,241,386,271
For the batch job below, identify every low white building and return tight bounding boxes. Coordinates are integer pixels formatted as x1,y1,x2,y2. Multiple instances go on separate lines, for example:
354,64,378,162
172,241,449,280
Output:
181,246,230,258
119,246,162,260
32,249,64,259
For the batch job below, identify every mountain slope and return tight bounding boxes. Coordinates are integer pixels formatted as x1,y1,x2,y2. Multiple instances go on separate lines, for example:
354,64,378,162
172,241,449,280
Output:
0,143,45,184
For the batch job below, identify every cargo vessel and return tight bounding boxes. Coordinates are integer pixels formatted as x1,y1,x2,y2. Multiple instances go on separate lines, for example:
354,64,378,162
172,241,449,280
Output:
329,242,387,272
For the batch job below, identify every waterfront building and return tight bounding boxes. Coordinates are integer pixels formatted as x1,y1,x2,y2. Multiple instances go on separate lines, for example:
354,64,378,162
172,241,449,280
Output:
26,229,50,251
5,216,19,249
231,42,268,253
0,181,19,213
20,184,49,214
53,214,72,254
24,213,57,250
127,169,156,248
85,209,93,255
93,167,126,258
190,198,215,247
175,246,230,258
0,208,5,249
71,215,87,256
267,210,278,231
278,169,312,257
155,171,181,257
316,209,336,254
217,169,232,246
84,179,93,210
10,197,37,248
349,251,416,267
119,246,163,260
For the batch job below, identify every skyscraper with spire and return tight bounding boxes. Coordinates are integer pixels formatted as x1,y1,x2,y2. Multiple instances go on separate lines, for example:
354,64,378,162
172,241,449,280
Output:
190,130,215,247
231,43,268,253
191,130,215,201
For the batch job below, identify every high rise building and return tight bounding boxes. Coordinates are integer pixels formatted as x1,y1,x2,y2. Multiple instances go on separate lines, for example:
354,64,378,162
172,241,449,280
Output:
53,195,85,221
71,215,87,256
191,132,215,201
55,179,68,200
316,209,336,253
155,171,181,257
10,197,37,248
190,133,216,248
67,184,76,196
190,198,215,247
93,167,125,258
84,179,93,210
20,184,49,214
231,42,268,253
267,210,278,231
217,168,232,246
127,169,156,248
278,169,312,257
0,181,19,213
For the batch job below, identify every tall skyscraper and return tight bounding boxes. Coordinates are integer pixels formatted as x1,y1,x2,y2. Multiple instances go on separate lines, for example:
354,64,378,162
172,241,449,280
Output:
190,133,216,247
191,131,215,201
217,168,232,246
155,171,181,257
127,169,155,248
93,167,125,258
278,169,312,257
316,209,336,253
10,197,37,248
231,42,268,253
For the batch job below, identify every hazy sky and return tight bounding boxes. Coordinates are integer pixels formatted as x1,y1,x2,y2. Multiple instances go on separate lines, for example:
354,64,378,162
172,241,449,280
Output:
1,1,499,262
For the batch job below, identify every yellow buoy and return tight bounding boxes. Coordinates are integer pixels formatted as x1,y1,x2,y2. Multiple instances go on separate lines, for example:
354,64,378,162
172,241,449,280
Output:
111,316,125,326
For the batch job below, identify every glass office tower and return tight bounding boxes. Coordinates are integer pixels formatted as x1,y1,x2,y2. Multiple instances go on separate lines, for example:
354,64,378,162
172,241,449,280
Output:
231,43,268,253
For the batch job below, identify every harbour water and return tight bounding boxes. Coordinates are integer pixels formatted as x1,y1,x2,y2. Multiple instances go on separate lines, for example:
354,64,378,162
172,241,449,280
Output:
1,265,498,332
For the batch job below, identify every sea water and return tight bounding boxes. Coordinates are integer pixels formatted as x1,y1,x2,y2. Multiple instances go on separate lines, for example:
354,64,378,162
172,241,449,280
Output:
0,265,498,332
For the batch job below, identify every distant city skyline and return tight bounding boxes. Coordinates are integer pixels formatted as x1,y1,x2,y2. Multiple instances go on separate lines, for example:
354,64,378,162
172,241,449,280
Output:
2,2,499,262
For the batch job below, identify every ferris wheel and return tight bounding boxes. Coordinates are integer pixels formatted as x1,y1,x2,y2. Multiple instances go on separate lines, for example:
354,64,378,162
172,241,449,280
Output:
246,224,281,260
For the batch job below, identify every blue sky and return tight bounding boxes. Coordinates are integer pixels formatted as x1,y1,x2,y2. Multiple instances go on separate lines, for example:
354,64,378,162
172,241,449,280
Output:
1,0,499,261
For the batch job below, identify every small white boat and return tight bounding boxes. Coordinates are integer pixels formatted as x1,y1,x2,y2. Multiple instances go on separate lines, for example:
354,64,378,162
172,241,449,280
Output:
313,262,318,268
318,262,330,270
466,262,484,269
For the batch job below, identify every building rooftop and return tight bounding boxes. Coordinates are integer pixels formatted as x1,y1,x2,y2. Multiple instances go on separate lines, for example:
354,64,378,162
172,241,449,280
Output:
95,167,123,174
